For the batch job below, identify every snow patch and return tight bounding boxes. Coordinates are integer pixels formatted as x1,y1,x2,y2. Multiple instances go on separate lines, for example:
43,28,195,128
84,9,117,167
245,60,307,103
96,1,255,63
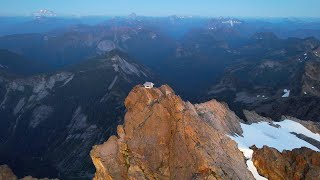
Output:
230,119,320,179
108,75,118,90
29,105,54,128
33,9,56,18
282,89,290,97
231,120,320,152
65,106,94,140
234,142,268,180
111,55,141,76
112,64,119,72
274,120,320,143
222,19,242,27
61,74,74,87
13,98,26,115
69,106,88,132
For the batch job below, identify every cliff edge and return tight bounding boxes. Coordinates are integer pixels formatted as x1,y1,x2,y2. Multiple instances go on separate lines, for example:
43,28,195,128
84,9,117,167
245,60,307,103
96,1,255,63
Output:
90,85,253,179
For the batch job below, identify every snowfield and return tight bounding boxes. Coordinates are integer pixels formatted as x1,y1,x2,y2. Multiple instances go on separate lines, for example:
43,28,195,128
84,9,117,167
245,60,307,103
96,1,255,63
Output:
282,89,290,98
230,119,320,180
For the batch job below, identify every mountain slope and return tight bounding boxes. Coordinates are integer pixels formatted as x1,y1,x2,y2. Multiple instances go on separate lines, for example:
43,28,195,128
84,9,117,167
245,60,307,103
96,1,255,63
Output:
0,49,47,76
207,34,320,121
0,50,156,179
90,84,320,180
91,84,253,179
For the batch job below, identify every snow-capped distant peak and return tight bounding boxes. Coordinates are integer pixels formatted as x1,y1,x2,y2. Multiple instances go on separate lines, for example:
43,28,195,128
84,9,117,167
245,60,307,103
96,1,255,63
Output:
128,12,137,19
222,19,242,27
33,9,57,18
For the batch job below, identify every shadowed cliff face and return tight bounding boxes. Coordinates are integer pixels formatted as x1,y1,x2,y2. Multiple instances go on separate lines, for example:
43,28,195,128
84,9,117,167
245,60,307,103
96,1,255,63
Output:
0,51,156,179
90,84,253,180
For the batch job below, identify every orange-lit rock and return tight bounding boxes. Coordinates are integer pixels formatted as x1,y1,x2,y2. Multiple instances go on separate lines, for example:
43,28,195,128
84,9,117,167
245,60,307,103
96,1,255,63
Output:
252,146,320,180
91,85,254,179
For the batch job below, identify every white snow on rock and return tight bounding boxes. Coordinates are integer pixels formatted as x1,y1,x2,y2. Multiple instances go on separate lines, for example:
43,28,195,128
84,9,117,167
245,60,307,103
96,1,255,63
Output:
231,120,320,152
65,106,96,141
97,40,116,53
112,64,119,72
13,97,26,115
111,55,141,76
33,9,56,18
68,106,88,132
222,19,242,27
234,140,267,180
274,120,320,143
29,105,54,128
108,75,118,90
230,119,320,179
61,74,74,87
282,89,290,97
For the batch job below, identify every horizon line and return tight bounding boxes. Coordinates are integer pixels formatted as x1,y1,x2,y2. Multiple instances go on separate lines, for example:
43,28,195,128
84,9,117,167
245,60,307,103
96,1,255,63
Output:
1,14,320,19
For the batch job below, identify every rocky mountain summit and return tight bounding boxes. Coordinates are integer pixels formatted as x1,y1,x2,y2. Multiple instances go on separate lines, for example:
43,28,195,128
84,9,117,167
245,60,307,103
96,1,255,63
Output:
90,84,253,179
90,84,320,180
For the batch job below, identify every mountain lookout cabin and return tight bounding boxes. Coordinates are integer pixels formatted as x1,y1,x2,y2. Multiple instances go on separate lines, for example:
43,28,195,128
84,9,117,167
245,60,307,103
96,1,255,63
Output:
144,82,154,88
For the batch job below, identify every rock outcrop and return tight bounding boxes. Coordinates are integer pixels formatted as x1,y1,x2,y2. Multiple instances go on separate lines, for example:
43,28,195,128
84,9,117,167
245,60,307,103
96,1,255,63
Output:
90,85,254,180
302,61,320,97
0,165,58,180
252,146,320,180
243,110,273,124
0,165,17,180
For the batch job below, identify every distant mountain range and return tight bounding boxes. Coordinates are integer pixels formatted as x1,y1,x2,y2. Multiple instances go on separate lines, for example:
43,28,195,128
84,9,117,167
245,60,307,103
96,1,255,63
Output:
32,9,57,18
0,16,320,179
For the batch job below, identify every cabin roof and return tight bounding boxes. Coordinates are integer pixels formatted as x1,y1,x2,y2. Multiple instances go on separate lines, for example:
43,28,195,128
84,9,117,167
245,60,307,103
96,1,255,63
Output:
143,82,154,86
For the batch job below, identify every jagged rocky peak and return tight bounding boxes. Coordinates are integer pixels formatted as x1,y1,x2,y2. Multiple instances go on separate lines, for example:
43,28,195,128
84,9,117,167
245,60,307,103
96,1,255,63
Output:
90,84,320,180
90,84,254,180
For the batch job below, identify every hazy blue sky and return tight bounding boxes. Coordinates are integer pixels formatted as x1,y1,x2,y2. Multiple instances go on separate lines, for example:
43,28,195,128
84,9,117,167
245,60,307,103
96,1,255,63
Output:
1,0,320,17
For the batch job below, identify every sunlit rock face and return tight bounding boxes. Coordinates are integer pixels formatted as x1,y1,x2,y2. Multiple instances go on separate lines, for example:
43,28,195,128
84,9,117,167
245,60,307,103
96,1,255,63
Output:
0,165,17,180
252,146,320,180
91,84,320,180
91,85,254,180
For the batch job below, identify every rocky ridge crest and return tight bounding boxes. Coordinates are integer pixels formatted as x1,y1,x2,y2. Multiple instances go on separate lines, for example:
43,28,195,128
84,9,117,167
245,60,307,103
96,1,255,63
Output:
90,84,253,179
